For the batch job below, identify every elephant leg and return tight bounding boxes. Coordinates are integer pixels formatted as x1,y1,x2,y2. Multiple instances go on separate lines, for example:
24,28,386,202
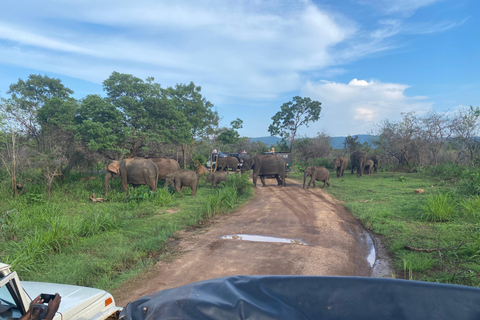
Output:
191,184,196,196
275,175,282,186
252,174,258,188
260,175,267,187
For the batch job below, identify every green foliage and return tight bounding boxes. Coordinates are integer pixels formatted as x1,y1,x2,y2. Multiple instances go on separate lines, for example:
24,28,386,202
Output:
459,168,480,195
0,167,252,290
218,118,243,145
268,96,322,149
313,158,332,169
422,193,456,222
399,176,407,182
193,154,207,166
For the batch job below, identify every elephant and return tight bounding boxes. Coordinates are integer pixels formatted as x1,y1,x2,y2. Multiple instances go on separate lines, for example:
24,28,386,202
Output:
364,160,374,175
350,150,367,176
147,158,180,180
369,155,380,173
216,156,239,173
205,171,228,188
241,154,286,187
303,166,330,189
333,156,348,178
165,170,198,196
105,158,159,195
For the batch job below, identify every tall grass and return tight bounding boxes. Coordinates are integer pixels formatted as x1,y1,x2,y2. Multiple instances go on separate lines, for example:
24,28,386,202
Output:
0,170,252,290
422,193,456,222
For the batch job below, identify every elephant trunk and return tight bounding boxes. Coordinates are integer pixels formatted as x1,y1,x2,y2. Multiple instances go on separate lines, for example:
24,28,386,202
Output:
105,171,112,196
303,170,308,189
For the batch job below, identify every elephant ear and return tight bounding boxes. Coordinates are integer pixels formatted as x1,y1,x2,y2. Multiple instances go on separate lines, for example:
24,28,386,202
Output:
108,162,120,174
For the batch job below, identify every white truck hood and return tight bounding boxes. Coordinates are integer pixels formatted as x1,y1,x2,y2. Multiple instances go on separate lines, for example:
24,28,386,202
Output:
21,281,120,320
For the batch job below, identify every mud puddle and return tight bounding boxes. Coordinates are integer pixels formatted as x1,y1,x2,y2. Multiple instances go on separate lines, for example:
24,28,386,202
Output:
220,234,309,246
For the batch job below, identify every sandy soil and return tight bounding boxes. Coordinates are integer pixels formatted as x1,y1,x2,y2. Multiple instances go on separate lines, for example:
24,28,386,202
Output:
112,177,390,307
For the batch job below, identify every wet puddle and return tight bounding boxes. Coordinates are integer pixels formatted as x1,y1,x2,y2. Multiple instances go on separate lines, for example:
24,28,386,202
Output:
363,230,376,267
220,234,309,246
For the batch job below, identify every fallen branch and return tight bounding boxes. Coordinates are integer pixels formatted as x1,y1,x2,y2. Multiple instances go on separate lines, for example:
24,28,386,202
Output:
404,245,438,253
89,194,106,203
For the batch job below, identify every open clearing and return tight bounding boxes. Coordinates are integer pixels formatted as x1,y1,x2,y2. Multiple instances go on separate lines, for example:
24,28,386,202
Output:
113,177,390,306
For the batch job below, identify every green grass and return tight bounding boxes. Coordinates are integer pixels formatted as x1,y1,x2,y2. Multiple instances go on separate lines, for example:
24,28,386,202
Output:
0,171,253,290
291,169,480,287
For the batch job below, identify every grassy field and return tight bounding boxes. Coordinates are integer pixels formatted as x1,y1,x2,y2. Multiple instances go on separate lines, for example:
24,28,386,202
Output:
291,167,480,287
0,171,253,290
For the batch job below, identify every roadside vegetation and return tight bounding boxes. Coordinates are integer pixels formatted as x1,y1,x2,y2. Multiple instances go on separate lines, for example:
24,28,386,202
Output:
0,172,253,290
292,163,480,287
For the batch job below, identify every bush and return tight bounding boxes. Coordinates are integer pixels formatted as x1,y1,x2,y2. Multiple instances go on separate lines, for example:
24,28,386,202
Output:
422,193,456,222
459,168,480,195
313,158,332,170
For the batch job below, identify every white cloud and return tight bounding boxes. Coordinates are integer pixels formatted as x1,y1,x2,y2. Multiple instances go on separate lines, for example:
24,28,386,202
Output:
300,79,433,136
0,1,356,101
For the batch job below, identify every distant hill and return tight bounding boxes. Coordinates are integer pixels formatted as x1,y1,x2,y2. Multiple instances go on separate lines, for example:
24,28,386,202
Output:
330,135,375,149
249,135,375,149
250,136,282,146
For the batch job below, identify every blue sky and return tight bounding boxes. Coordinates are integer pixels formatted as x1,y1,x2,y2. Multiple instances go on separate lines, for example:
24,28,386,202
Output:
0,0,478,137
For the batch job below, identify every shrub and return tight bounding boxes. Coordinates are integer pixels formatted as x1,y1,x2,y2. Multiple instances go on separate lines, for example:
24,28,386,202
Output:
313,158,332,170
459,168,480,195
422,193,456,222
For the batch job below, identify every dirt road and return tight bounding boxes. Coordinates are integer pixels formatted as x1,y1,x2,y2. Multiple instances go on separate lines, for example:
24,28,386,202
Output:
113,178,387,307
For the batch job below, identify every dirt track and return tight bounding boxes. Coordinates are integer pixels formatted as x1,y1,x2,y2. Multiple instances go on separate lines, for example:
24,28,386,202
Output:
113,177,387,307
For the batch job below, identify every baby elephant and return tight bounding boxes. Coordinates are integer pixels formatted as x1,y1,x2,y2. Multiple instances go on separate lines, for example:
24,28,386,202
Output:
303,166,330,189
205,171,228,189
165,170,198,196
364,160,374,175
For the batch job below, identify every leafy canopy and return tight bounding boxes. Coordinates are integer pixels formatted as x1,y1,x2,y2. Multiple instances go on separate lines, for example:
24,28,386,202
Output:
268,96,322,150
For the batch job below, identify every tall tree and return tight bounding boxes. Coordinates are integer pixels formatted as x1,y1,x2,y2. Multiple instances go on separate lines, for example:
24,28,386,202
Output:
451,106,480,166
165,82,214,168
268,96,322,151
6,74,74,151
217,118,243,146
102,72,191,157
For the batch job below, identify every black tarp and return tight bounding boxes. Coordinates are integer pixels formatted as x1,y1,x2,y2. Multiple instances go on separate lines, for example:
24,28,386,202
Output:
120,275,480,320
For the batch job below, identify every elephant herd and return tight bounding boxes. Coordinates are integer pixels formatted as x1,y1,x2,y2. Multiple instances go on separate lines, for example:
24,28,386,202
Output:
104,153,289,196
105,157,198,196
104,152,379,196
302,152,379,189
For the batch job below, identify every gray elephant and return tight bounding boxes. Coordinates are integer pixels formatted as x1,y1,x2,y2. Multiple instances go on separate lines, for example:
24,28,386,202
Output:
369,155,380,173
241,154,286,187
165,170,198,196
333,156,348,178
105,158,159,195
350,150,367,176
216,156,239,173
148,158,180,180
303,166,330,189
205,171,228,189
364,159,374,175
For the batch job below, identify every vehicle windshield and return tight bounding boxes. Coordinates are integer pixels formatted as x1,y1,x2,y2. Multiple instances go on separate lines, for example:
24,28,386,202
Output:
0,279,23,320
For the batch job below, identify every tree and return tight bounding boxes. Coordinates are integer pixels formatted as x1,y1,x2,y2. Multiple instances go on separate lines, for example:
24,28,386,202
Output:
6,74,74,151
451,106,480,166
268,96,322,151
421,110,453,165
101,72,191,157
217,118,243,146
165,82,215,168
343,135,362,153
373,112,421,165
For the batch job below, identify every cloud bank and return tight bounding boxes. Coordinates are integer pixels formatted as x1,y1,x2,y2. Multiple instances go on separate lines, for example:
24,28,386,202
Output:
301,79,433,136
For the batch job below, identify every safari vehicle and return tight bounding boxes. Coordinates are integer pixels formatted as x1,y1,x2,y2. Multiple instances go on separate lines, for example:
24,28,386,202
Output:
205,151,229,169
262,151,292,172
0,263,121,320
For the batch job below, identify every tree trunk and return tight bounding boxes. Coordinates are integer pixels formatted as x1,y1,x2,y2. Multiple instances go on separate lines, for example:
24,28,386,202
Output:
182,143,188,169
12,129,17,197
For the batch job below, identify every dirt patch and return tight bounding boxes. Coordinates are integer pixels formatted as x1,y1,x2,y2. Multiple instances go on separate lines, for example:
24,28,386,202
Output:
112,178,391,307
